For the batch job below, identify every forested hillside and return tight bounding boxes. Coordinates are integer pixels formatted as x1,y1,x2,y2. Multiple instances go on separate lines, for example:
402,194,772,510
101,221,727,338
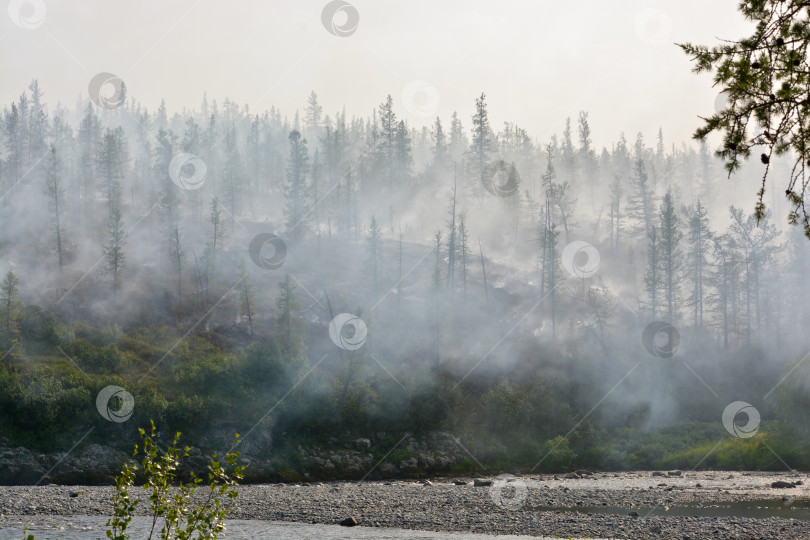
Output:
2,79,810,480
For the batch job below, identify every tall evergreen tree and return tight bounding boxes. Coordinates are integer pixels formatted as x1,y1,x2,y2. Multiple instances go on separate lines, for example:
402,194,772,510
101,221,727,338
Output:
365,216,383,297
540,217,562,340
658,191,683,323
609,174,623,251
644,226,660,319
540,144,574,244
685,200,712,328
470,93,495,187
728,206,781,343
204,196,225,300
284,129,310,239
431,116,448,175
3,104,23,187
276,273,301,348
577,111,597,187
711,234,741,349
77,103,99,211
627,158,654,237
448,111,468,163
169,222,184,304
222,127,244,222
445,180,458,290
305,90,323,148
0,271,20,365
239,257,255,336
457,211,470,296
45,144,65,272
378,95,398,191
102,206,127,299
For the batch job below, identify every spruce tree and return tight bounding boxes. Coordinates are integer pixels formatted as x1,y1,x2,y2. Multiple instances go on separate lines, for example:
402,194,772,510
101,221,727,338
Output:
0,271,20,365
284,130,310,239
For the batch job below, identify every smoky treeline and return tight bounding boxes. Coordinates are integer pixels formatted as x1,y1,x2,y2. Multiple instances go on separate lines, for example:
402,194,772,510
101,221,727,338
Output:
2,78,810,473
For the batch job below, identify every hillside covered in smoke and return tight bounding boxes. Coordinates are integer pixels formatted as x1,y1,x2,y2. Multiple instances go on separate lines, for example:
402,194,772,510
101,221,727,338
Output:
2,78,810,481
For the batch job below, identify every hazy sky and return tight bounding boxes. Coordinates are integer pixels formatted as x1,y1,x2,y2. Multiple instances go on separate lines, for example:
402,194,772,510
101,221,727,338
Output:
2,0,753,148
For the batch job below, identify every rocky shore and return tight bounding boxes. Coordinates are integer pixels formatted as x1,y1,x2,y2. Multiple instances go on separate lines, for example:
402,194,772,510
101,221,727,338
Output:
0,432,467,485
2,471,810,539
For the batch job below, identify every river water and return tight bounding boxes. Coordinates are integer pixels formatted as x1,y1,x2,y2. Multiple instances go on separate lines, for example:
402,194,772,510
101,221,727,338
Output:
0,517,593,540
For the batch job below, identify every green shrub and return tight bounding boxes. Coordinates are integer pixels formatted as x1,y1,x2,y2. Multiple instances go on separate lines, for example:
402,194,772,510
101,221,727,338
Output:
107,420,245,540
537,435,576,471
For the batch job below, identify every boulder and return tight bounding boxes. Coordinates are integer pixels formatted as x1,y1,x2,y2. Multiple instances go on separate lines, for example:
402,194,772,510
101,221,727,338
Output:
177,447,210,482
0,447,47,485
473,478,492,487
771,480,796,489
379,462,397,477
49,444,129,484
354,438,371,452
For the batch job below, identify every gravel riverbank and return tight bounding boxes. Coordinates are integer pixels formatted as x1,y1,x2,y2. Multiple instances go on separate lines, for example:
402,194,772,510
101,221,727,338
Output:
2,471,810,539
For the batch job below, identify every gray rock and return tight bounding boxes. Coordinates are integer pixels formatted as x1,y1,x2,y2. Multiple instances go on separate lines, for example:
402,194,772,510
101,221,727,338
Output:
473,478,492,487
49,444,129,484
771,480,796,488
379,462,397,477
354,438,371,452
0,447,47,485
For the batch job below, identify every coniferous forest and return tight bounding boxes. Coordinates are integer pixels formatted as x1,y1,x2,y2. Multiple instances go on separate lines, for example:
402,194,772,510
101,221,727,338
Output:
2,72,810,481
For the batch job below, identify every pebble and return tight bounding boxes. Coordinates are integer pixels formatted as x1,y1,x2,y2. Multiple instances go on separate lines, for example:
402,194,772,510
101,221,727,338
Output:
2,471,810,539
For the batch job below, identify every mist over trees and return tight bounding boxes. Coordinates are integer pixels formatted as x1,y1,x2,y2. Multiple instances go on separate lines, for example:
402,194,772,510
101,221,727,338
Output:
2,78,810,475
